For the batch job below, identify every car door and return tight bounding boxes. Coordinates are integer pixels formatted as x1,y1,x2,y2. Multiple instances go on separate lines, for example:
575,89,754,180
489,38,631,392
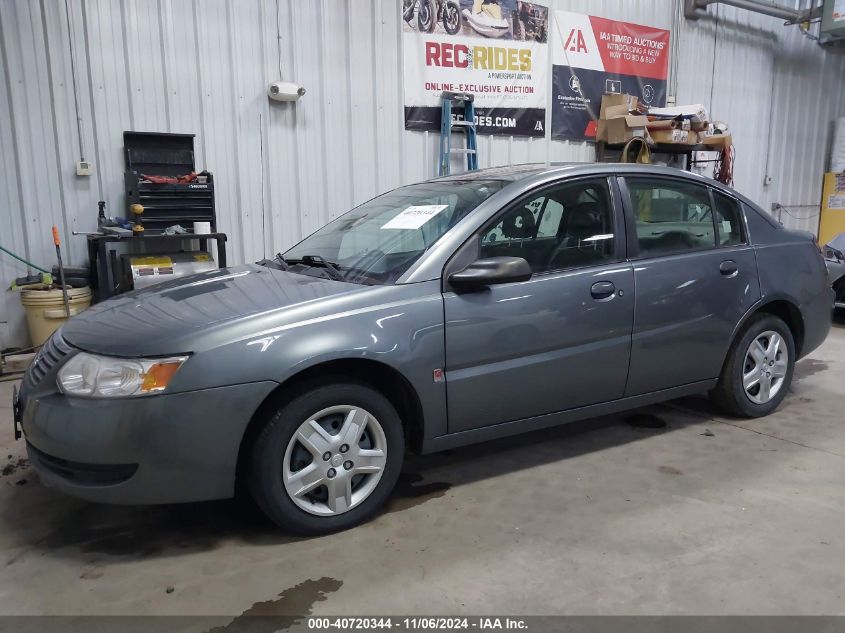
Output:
620,176,761,396
442,177,635,434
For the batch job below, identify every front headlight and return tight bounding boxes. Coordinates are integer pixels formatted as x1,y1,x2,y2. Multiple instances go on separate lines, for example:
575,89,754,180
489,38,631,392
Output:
824,246,844,263
58,352,188,398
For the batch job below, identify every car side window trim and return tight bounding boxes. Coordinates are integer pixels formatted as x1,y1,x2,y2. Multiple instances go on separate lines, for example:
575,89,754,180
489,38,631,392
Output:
739,202,758,245
615,176,640,261
618,174,720,261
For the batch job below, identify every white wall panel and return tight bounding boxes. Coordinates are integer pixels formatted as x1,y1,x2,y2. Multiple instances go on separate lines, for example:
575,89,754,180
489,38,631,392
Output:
1,0,844,347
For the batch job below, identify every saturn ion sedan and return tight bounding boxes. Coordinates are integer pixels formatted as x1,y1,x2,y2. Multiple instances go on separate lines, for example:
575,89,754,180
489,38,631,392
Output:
15,164,833,534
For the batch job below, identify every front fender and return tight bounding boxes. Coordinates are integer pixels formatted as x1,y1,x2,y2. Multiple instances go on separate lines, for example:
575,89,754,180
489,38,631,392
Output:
173,280,449,441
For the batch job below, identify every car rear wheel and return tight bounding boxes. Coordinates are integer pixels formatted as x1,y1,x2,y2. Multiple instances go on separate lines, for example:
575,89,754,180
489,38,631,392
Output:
248,381,404,534
710,314,795,417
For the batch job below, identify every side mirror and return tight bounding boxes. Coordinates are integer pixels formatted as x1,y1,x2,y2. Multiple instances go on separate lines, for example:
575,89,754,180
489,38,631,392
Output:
449,256,532,291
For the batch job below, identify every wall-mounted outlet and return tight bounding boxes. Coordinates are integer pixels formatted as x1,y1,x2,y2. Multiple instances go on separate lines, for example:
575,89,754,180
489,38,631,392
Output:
76,161,92,176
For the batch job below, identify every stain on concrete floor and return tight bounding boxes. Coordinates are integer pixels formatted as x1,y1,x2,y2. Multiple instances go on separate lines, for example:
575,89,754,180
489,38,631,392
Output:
1,457,27,478
658,465,683,476
205,577,343,633
384,472,451,514
4,498,301,565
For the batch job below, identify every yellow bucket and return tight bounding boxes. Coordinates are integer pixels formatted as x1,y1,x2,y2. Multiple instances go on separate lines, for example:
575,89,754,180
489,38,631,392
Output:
20,286,92,347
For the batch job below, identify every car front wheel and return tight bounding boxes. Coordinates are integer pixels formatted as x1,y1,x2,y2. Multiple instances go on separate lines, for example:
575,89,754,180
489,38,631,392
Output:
710,314,795,417
249,381,404,534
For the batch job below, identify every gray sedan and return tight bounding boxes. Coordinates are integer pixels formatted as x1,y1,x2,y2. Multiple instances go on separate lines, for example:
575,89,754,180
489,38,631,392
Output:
15,164,833,534
824,232,845,309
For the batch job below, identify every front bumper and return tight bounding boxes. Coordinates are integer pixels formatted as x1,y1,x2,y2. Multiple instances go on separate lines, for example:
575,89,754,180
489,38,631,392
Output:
19,380,277,505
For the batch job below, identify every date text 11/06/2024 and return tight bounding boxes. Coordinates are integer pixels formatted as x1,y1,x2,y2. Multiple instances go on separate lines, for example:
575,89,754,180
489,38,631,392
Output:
307,617,529,630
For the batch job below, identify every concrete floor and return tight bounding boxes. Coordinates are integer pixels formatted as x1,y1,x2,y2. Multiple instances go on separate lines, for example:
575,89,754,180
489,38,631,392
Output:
1,317,844,620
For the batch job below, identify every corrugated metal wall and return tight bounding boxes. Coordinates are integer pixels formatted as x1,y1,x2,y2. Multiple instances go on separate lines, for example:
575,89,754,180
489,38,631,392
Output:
1,0,844,348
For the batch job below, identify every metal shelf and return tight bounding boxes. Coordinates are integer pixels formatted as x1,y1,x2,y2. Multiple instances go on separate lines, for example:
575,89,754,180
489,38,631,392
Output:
595,141,717,170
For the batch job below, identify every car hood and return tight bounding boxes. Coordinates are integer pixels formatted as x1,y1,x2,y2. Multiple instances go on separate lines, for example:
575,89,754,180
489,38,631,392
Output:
827,232,845,253
61,264,371,356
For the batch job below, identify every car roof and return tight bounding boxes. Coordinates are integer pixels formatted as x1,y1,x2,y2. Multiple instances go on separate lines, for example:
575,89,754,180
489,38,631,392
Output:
434,162,712,183
431,163,552,182
431,162,761,213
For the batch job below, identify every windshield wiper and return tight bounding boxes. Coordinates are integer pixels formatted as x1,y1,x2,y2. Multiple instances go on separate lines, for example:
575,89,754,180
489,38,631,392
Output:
295,255,346,281
274,252,291,270
256,253,290,271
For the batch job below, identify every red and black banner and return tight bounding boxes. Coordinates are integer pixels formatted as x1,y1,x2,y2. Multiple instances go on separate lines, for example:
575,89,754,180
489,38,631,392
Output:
551,12,670,142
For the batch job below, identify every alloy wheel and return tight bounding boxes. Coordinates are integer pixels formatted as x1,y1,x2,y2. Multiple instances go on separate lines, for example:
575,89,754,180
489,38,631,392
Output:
282,405,387,516
742,330,788,404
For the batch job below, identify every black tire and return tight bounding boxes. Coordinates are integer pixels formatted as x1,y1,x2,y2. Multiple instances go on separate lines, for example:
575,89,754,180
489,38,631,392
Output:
443,3,461,35
248,381,404,535
417,0,435,32
710,314,795,418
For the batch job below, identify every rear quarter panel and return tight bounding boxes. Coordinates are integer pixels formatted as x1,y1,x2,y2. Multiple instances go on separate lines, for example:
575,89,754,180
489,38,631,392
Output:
747,204,833,358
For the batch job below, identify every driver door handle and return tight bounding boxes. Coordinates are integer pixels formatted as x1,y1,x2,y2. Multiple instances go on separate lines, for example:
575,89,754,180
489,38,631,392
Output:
591,281,616,300
720,260,738,277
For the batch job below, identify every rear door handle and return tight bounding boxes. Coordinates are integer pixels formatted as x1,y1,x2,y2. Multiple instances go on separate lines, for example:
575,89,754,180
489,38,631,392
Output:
719,260,738,277
590,281,616,300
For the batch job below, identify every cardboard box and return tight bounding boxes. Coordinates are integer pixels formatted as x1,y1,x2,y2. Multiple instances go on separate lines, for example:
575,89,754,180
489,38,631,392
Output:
597,93,648,144
604,103,636,119
606,115,649,145
649,129,700,145
700,133,731,149
650,129,690,144
596,119,608,142
600,93,638,120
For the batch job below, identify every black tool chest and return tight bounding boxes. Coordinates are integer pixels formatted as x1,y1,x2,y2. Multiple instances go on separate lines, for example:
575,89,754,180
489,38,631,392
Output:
123,131,216,233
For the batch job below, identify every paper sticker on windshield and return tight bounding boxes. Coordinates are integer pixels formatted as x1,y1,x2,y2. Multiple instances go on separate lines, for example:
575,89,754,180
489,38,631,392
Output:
381,205,448,230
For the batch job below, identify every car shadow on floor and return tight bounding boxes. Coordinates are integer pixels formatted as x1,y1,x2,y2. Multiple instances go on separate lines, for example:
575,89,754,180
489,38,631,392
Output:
396,399,715,497
2,399,718,565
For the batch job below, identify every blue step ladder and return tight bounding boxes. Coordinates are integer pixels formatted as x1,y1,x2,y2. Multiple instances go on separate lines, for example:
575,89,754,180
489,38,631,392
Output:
439,91,478,176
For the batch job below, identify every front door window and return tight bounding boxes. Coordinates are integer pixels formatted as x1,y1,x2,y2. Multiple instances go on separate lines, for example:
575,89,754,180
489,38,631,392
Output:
479,179,617,274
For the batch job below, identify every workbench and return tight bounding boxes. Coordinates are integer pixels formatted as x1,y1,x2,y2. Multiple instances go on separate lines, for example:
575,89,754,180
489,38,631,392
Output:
86,232,228,302
595,141,715,171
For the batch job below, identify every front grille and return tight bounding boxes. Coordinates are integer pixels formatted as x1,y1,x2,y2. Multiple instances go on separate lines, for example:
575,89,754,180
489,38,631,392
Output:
27,333,74,386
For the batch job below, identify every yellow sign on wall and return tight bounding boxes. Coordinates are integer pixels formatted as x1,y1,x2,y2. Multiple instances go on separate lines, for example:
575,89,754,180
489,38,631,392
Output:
818,172,845,246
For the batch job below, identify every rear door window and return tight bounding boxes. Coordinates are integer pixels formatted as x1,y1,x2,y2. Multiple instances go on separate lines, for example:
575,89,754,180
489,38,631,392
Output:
712,191,746,246
626,178,716,258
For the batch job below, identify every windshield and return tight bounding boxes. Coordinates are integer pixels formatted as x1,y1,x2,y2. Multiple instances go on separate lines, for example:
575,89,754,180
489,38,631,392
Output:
283,179,505,284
